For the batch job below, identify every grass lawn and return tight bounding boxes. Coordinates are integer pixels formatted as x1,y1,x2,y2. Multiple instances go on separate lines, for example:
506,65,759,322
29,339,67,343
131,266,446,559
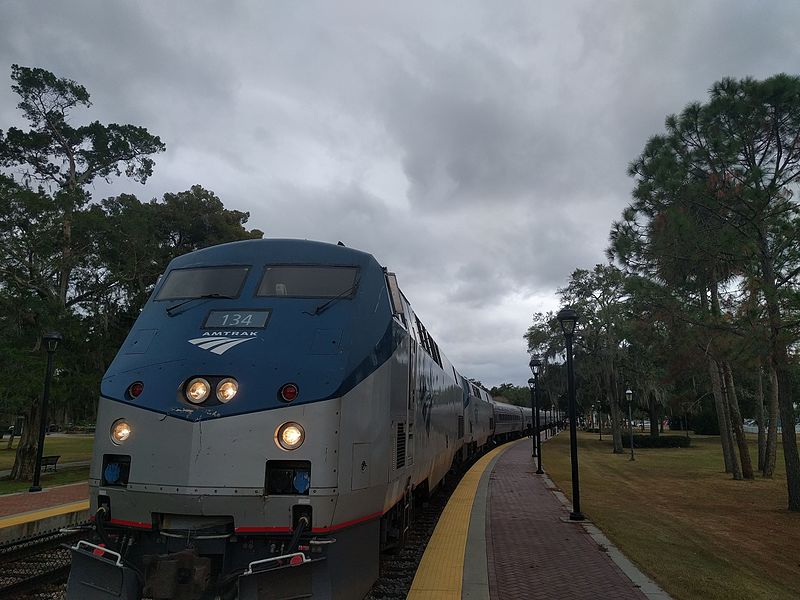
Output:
544,431,800,600
0,435,94,470
0,466,89,495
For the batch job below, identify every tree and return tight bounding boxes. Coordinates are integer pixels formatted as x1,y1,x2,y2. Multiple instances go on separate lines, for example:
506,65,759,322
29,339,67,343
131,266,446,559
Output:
611,75,800,507
0,66,263,481
0,65,166,306
489,383,529,407
558,265,632,453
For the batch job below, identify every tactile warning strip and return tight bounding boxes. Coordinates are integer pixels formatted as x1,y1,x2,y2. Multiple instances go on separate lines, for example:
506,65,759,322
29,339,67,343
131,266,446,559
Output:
407,441,518,599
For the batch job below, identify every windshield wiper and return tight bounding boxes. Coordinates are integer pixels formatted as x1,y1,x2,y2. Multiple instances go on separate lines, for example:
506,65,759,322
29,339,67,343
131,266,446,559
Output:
166,294,235,316
306,278,360,316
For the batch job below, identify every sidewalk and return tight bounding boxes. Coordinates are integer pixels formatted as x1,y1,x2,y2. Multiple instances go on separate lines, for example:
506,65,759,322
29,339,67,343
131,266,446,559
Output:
486,440,664,599
0,481,89,517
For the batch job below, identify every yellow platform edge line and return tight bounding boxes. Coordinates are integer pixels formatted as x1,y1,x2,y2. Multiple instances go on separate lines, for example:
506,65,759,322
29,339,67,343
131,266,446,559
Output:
0,499,90,529
407,441,514,598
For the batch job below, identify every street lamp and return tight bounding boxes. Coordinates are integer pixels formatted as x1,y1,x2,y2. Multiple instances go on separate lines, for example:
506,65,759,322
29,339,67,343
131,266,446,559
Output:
626,388,635,462
557,306,584,521
529,357,544,475
30,331,63,493
528,378,537,457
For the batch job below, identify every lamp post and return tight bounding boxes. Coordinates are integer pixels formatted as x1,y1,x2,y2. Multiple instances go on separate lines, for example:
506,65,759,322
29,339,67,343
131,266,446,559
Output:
626,388,635,462
30,331,63,493
529,357,544,475
557,307,584,521
528,378,537,457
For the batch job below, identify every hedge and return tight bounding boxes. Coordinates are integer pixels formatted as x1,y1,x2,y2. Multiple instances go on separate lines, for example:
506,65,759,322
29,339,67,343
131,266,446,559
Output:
621,434,691,449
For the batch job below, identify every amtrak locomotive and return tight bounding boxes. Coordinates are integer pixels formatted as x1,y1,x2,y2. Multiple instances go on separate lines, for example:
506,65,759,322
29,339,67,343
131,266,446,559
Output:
67,239,538,600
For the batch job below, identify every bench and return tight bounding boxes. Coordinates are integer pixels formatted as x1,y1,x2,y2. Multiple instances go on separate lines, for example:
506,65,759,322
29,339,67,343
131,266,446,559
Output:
41,455,61,472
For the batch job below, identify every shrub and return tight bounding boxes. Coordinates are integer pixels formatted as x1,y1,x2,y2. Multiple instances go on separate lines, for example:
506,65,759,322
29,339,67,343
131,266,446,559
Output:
621,435,691,448
692,409,720,435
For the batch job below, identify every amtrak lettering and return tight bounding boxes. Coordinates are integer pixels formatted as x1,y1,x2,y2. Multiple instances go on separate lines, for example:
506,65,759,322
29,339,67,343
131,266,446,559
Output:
189,335,257,355
201,331,259,337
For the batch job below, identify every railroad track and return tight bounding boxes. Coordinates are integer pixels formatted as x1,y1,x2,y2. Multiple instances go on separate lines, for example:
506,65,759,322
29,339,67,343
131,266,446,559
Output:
366,469,460,599
0,528,90,599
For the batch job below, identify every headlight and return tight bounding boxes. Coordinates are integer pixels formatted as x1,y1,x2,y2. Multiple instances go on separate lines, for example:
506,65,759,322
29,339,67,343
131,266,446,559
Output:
186,377,210,404
111,419,132,444
216,378,238,403
276,422,305,451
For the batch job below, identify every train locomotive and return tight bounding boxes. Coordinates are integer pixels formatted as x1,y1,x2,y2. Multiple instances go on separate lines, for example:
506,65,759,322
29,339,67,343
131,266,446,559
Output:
67,239,538,600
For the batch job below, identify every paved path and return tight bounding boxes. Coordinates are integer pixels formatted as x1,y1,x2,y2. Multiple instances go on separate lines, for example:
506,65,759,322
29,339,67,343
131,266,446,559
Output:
0,482,88,517
487,440,650,599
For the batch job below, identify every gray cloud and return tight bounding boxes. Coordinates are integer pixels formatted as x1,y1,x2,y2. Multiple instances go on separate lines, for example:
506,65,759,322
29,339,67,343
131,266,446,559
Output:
2,0,799,386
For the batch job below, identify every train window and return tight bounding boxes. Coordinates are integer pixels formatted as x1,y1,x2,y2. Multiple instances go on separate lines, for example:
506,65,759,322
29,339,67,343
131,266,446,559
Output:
156,266,250,300
432,341,442,367
257,266,359,298
414,317,429,353
385,272,406,326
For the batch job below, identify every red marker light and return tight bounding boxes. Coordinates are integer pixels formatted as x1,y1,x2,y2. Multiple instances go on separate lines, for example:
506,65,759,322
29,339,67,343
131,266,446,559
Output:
290,554,304,566
280,383,299,402
128,382,144,398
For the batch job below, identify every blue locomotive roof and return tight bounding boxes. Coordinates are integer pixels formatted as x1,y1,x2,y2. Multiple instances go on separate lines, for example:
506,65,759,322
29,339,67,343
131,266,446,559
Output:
101,239,396,421
168,238,376,269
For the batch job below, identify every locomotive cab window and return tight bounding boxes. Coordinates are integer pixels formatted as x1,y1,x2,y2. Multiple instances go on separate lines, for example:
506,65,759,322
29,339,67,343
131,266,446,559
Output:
156,266,250,300
257,266,359,298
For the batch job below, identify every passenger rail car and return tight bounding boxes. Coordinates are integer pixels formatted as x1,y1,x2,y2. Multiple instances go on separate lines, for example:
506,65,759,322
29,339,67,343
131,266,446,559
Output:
67,239,536,600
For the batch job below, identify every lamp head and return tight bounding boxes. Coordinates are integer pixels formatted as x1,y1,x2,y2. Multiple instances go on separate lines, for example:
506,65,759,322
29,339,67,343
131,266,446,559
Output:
529,356,542,375
528,377,535,389
625,389,633,402
42,331,63,353
557,306,578,336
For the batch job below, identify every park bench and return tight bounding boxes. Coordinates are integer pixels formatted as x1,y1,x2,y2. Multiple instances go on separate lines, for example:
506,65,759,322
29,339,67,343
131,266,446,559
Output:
41,455,61,472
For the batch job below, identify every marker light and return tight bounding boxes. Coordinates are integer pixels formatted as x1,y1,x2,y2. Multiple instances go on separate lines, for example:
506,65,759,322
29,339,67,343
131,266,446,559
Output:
280,383,299,402
186,378,210,404
277,422,305,451
216,378,238,403
128,381,144,399
111,419,132,444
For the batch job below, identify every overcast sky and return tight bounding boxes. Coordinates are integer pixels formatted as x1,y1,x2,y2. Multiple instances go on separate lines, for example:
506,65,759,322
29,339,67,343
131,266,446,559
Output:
2,1,799,387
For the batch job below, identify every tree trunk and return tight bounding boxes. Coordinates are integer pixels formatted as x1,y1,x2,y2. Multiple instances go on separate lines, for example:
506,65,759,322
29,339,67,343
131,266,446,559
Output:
10,401,41,480
717,365,742,480
606,367,623,453
648,393,659,438
608,391,623,454
759,241,800,510
709,357,738,476
775,350,800,511
722,362,754,479
763,362,779,478
755,364,766,472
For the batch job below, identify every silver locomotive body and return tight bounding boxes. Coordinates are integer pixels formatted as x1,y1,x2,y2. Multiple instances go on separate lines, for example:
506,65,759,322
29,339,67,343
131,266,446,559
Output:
69,239,499,600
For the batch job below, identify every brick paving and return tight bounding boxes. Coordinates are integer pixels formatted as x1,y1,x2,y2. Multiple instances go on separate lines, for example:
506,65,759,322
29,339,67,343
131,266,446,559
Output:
0,482,88,517
487,441,647,600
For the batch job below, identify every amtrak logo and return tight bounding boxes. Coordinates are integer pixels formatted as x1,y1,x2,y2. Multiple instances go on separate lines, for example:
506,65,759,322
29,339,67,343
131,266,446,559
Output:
189,335,256,355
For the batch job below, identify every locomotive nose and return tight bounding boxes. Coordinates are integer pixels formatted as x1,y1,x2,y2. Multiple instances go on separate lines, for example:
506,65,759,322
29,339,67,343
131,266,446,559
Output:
91,397,341,526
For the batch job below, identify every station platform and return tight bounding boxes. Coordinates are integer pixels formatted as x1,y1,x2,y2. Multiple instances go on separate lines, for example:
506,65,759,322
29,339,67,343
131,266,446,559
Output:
408,436,671,600
0,482,89,543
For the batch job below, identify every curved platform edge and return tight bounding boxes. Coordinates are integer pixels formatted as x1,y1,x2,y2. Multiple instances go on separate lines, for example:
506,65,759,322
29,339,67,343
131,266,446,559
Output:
0,499,90,544
407,439,522,599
